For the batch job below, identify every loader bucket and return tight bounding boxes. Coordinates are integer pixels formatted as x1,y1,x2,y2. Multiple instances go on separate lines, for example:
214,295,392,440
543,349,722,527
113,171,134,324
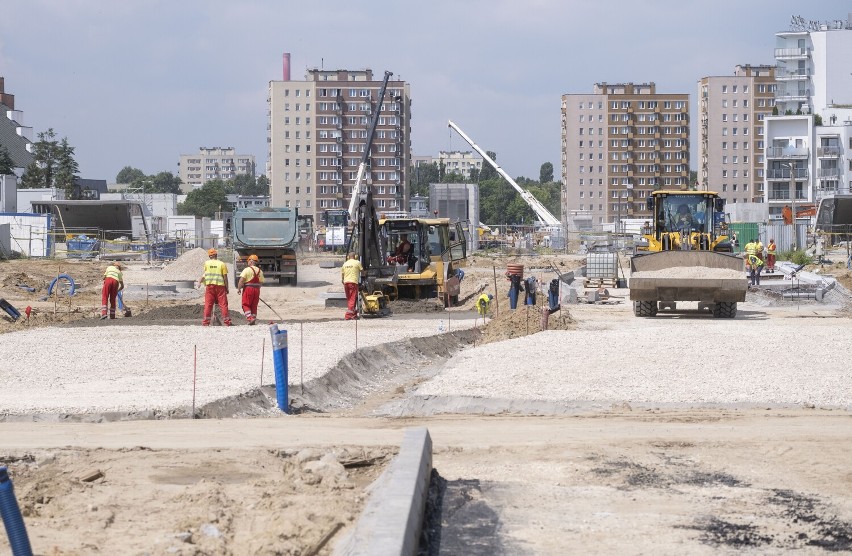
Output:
629,250,747,303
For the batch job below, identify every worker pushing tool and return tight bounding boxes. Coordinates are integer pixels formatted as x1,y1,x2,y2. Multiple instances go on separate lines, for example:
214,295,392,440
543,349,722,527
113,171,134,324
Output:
197,248,232,326
237,254,264,325
341,252,363,320
100,261,124,320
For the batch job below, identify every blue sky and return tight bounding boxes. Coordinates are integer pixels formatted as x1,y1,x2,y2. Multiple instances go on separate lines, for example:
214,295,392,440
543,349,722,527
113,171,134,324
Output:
1,1,850,183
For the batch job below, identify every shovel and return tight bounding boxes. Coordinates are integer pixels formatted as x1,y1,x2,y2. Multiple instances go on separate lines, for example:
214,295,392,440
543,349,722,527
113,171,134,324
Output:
259,297,284,322
117,290,132,317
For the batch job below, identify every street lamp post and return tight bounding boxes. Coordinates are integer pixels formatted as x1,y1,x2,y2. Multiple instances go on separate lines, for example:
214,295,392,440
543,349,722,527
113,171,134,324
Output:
782,161,797,250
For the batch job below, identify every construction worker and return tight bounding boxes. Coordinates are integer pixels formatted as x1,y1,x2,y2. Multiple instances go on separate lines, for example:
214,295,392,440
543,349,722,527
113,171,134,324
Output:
100,261,124,320
341,252,363,320
476,293,493,316
744,238,764,286
197,248,232,326
766,238,777,273
237,254,264,325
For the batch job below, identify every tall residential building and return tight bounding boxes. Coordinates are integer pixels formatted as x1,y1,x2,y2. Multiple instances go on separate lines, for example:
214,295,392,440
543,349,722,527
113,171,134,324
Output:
698,65,776,205
764,14,852,219
561,82,689,229
267,60,411,224
178,147,255,192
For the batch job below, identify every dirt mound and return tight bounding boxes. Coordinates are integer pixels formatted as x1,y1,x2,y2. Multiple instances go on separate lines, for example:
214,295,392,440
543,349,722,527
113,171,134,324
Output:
480,303,574,344
135,304,244,322
160,248,211,281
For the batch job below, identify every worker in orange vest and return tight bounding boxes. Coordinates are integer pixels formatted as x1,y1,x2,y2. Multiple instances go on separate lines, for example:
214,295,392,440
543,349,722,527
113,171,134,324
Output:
237,254,264,325
766,239,777,273
197,248,232,326
100,261,124,320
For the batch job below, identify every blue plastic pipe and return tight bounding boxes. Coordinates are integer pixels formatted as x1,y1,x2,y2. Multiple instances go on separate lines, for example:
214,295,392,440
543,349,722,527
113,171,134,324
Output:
0,466,33,556
47,274,76,296
269,324,289,413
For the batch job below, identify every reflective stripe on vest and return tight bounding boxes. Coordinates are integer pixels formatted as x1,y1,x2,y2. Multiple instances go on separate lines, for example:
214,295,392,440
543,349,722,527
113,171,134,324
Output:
104,266,122,281
767,245,776,254
745,243,757,256
203,259,227,286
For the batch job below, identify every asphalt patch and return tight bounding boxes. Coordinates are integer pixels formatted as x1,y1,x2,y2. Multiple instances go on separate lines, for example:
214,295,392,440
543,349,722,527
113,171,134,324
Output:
418,470,508,556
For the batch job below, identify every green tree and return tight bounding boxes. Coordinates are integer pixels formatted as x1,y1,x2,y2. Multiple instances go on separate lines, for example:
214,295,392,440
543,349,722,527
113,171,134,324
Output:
149,171,182,194
54,137,80,198
478,151,498,181
539,162,554,184
0,145,14,175
116,166,145,184
409,162,439,197
177,179,227,218
20,129,60,189
253,175,270,196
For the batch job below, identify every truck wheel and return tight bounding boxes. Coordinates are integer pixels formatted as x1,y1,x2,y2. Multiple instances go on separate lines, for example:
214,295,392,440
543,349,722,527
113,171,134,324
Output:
633,300,658,317
712,302,737,318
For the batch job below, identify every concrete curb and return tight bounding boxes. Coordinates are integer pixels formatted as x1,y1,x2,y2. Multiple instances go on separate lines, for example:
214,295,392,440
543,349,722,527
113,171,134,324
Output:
334,427,432,555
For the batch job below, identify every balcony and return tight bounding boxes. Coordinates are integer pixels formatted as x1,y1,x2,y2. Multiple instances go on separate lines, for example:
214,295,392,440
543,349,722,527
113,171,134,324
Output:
774,47,811,59
767,190,807,201
818,168,840,178
775,88,811,102
817,146,841,157
767,168,808,179
766,146,809,159
775,69,812,81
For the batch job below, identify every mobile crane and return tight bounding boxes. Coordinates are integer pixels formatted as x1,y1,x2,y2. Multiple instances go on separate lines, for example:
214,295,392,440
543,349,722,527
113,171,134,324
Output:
448,120,562,230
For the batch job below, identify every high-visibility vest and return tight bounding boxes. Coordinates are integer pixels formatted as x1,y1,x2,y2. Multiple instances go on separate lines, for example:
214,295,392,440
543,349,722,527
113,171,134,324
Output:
767,243,776,255
748,254,764,267
745,242,757,257
104,266,123,282
203,259,227,286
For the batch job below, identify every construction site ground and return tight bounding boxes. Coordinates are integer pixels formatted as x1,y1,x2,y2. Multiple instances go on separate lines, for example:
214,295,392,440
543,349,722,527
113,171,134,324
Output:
1,251,851,554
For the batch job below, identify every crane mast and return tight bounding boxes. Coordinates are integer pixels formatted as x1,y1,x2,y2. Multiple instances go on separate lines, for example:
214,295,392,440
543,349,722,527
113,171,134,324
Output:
447,120,561,227
348,70,394,220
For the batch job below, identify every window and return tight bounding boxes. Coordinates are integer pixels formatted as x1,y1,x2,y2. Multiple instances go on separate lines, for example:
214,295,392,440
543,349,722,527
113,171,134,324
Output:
722,85,728,93
722,114,728,122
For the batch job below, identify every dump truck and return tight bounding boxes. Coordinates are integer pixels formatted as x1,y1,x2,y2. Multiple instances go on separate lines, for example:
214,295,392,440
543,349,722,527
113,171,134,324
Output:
231,207,299,286
629,190,747,318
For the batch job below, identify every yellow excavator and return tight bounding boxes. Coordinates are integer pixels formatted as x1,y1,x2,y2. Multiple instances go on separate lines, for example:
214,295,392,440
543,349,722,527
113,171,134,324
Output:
630,190,747,318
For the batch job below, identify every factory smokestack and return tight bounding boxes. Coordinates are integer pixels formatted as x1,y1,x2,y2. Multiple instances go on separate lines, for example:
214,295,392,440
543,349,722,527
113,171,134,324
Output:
282,53,291,81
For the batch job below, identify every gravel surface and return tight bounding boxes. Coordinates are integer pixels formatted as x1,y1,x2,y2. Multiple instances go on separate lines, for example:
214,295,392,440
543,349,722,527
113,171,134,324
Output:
414,312,852,408
0,316,477,414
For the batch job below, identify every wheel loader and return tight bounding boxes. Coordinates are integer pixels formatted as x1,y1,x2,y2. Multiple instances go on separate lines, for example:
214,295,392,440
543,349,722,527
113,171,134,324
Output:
629,190,747,318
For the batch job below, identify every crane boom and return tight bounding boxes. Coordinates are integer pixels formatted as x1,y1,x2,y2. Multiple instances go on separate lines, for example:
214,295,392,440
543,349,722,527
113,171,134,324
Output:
348,70,394,220
448,120,561,227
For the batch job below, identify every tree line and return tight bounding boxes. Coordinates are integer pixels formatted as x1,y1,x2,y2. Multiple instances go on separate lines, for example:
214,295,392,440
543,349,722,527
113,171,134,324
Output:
409,153,560,226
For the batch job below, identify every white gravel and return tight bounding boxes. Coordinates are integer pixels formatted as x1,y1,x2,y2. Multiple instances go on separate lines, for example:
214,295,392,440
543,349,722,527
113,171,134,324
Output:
630,266,744,279
415,314,852,408
0,317,476,414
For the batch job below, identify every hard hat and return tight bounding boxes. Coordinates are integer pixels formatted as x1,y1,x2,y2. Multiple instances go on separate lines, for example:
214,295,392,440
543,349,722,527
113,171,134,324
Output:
488,294,493,300
248,254,259,262
208,248,218,256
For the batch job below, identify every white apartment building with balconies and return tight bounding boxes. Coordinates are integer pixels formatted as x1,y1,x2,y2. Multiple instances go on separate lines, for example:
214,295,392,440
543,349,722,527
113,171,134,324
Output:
178,147,255,192
764,14,852,219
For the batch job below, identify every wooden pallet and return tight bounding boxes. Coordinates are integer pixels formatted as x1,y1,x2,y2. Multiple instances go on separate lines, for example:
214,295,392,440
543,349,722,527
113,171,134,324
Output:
583,277,617,288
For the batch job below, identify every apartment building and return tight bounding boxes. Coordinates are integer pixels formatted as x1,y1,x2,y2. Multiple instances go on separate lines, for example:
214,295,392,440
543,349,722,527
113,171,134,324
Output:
561,82,689,229
764,14,852,219
178,147,255,192
437,151,482,180
267,61,411,224
698,65,776,205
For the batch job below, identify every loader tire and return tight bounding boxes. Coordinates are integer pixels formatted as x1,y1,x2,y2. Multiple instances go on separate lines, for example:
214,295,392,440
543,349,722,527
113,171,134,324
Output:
633,300,658,317
712,301,737,318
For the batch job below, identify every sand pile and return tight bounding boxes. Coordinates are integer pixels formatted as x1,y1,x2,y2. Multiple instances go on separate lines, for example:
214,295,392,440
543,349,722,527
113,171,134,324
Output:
480,304,574,344
631,266,744,279
160,248,212,281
